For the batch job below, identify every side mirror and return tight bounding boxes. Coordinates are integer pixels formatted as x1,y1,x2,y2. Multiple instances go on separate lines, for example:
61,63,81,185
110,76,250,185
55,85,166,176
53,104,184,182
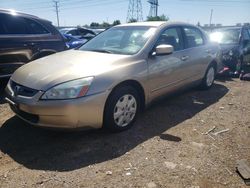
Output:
154,44,174,56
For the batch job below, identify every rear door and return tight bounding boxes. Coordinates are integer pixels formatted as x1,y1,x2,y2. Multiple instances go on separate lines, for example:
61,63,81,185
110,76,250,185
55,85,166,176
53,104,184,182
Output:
23,17,65,59
181,26,210,80
0,13,32,77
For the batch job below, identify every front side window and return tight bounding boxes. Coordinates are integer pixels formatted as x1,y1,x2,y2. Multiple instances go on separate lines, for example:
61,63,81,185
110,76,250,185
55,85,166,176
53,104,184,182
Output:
79,26,157,55
184,27,204,48
242,29,250,40
156,27,183,51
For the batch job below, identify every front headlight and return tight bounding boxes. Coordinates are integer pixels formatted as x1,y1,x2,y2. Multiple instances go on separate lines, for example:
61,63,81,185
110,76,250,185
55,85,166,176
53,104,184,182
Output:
41,77,94,100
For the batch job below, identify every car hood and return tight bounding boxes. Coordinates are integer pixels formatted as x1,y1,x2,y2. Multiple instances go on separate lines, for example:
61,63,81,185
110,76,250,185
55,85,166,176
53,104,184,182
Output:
11,50,130,91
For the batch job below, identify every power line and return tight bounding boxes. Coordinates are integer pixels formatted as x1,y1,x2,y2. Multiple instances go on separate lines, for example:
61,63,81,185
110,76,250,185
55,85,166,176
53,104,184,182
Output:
53,0,60,27
209,9,213,27
126,0,143,22
60,0,127,10
148,0,159,17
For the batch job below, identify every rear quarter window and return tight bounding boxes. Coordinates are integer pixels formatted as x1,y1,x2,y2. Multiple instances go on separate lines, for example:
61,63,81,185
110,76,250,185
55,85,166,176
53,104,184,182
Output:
0,14,49,35
1,14,28,34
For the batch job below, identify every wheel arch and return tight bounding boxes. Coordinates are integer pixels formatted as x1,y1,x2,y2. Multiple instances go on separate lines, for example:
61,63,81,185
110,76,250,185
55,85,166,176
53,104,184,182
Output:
31,50,57,61
105,79,146,113
209,59,218,72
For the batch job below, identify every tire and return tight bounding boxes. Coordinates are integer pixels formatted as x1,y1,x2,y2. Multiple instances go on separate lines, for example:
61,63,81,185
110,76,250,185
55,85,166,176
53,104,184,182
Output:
103,85,140,132
199,64,216,90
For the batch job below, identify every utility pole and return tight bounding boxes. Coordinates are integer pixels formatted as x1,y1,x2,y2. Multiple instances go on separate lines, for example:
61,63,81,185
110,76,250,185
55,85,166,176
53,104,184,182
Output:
148,0,159,17
127,0,143,22
53,0,60,27
209,9,213,29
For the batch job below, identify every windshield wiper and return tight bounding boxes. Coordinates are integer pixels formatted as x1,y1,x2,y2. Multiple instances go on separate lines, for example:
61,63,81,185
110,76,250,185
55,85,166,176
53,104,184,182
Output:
90,49,112,54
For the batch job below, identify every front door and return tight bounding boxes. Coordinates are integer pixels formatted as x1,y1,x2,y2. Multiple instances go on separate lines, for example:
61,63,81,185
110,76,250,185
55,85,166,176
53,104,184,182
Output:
148,27,186,98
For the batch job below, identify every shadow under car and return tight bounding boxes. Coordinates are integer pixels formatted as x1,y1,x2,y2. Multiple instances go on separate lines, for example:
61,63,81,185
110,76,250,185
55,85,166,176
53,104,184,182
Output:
0,83,228,172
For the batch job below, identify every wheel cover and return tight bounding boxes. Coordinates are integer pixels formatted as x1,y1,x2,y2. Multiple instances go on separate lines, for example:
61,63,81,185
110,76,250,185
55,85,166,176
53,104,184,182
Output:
206,67,215,87
113,94,137,127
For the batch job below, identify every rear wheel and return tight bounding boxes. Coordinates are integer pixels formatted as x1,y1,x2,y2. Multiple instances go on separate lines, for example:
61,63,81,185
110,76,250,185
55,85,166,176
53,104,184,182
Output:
199,64,216,90
104,86,140,132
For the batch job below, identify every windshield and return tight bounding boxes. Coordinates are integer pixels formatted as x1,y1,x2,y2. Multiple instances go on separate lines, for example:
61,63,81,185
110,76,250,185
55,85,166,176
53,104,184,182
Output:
79,26,156,55
59,28,71,34
209,28,240,44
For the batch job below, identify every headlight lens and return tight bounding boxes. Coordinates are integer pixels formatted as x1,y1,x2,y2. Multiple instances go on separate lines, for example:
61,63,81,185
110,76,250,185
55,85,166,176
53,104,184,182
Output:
41,77,94,100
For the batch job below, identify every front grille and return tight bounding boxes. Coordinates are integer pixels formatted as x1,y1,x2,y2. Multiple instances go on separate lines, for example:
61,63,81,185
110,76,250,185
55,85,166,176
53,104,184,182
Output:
10,81,38,97
10,105,39,124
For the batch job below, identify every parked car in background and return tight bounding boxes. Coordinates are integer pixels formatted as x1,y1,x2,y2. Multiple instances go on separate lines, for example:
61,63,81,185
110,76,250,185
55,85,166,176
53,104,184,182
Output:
0,9,67,78
63,34,87,49
210,26,250,74
59,27,96,40
5,22,222,132
91,28,105,35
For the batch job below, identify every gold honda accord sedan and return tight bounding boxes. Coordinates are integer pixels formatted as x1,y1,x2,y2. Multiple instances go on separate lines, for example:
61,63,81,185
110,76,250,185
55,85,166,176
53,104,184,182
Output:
5,21,222,131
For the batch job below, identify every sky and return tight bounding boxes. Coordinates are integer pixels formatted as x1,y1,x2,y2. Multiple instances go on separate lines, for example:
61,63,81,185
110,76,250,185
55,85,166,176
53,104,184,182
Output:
0,0,250,27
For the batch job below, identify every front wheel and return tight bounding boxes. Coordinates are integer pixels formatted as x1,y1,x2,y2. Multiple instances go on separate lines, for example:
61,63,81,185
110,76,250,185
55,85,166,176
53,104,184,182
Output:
199,65,216,90
103,86,140,132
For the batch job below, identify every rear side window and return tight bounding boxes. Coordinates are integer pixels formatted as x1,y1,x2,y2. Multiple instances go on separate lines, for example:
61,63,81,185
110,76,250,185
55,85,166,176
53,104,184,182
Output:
2,14,28,34
157,27,184,51
0,14,7,34
24,18,50,34
183,27,204,48
0,14,50,35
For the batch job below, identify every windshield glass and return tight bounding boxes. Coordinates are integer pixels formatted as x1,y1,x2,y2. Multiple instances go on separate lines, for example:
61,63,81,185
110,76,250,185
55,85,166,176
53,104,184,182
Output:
79,26,156,55
59,28,71,34
209,28,240,44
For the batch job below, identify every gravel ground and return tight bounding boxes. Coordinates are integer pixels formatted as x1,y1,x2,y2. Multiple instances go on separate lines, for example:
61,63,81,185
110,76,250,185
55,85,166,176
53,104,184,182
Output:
0,79,249,188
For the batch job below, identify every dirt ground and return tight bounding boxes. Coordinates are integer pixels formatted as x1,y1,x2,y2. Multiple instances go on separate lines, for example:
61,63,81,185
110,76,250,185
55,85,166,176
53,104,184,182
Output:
0,78,249,188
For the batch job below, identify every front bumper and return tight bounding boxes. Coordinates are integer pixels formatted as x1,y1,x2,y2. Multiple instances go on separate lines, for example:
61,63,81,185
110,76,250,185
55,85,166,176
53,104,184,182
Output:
5,85,109,129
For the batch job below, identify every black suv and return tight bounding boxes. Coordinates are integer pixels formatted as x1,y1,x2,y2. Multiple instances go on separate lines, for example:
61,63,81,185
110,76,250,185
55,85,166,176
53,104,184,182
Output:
0,9,67,78
210,26,250,74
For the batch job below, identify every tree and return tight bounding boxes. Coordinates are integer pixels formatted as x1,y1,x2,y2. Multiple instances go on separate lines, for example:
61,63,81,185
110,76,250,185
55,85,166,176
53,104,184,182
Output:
101,22,111,28
90,22,100,28
128,18,137,23
146,14,169,21
113,20,121,26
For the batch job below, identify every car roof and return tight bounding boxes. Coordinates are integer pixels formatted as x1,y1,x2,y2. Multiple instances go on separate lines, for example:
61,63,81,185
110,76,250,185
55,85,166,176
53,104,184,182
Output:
212,27,242,32
213,26,250,31
60,28,76,31
118,21,166,27
116,21,197,28
0,9,50,22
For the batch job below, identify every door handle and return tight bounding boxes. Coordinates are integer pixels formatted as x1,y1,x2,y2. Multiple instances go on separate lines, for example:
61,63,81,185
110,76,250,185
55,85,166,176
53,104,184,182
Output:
181,56,189,61
24,43,36,47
